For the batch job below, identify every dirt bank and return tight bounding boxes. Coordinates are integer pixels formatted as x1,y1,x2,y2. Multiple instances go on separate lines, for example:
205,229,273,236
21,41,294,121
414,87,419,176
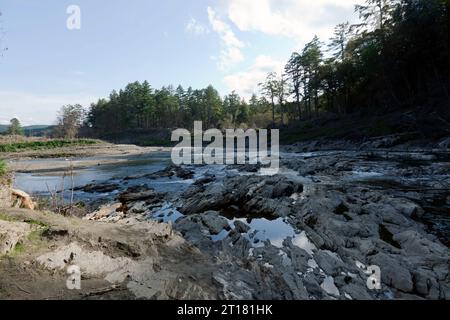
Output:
0,208,218,300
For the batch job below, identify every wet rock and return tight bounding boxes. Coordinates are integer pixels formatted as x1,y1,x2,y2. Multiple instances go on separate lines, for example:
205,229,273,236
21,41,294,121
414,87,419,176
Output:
226,163,261,173
74,183,119,193
201,211,230,235
145,165,194,180
194,174,216,186
180,175,302,218
117,187,166,205
234,220,250,233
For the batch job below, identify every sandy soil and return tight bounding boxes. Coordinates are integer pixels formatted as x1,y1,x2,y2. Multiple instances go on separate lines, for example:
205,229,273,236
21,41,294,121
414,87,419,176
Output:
4,143,171,173
0,208,218,300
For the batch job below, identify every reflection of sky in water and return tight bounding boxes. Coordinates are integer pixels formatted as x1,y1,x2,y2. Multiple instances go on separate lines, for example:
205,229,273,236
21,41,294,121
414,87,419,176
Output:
13,152,179,202
151,203,183,223
211,216,317,253
14,153,234,204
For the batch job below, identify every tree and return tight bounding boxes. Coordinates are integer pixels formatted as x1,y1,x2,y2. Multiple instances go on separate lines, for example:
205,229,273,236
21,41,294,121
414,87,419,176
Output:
7,118,24,135
236,99,250,125
259,72,279,126
276,74,289,126
285,52,304,120
223,91,241,125
302,36,323,117
355,0,397,34
328,22,352,60
55,104,85,139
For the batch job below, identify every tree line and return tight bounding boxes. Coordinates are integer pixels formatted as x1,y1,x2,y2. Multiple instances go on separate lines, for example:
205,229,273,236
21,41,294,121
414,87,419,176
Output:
83,0,449,137
5,0,448,140
261,0,450,125
84,81,277,137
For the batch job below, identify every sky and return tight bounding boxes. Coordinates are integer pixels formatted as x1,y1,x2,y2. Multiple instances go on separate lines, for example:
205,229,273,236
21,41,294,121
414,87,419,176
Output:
0,0,360,125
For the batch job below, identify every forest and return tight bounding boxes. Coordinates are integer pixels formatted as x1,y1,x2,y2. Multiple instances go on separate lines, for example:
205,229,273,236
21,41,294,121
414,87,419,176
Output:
85,0,450,138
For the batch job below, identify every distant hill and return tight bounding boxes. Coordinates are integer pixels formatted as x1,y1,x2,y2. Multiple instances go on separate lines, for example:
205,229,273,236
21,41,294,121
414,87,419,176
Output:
0,125,54,137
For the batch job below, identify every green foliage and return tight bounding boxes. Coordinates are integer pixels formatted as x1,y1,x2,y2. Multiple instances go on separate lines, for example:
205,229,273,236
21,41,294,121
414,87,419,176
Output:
6,118,24,136
0,139,98,153
54,104,85,139
84,0,449,138
0,212,16,222
0,159,5,176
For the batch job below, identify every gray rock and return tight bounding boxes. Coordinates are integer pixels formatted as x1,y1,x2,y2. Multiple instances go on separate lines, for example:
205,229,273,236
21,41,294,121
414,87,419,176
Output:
201,211,229,235
234,220,250,233
369,253,413,293
315,250,345,276
413,269,440,299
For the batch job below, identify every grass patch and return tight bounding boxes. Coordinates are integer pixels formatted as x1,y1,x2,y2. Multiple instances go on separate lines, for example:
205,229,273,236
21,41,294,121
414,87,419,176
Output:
23,219,49,228
0,139,99,153
27,227,49,243
0,213,18,222
4,226,49,258
0,159,6,176
8,243,26,258
0,214,50,259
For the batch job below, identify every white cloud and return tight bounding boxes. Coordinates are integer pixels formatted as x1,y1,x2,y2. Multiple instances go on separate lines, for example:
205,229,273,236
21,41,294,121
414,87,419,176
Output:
223,55,284,99
185,18,210,36
225,0,358,45
0,91,97,125
207,7,245,71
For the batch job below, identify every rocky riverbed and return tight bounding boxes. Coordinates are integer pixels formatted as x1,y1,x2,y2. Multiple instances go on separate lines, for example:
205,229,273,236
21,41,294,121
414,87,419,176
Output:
3,139,450,300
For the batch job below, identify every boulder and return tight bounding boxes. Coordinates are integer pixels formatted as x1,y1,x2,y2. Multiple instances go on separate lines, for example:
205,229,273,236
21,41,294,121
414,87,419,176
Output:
369,253,413,293
11,188,36,210
314,250,345,276
117,187,165,205
201,211,229,235
84,203,122,221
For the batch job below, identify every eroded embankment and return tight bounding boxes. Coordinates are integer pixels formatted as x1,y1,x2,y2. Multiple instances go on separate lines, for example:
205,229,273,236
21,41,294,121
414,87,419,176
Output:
0,208,219,299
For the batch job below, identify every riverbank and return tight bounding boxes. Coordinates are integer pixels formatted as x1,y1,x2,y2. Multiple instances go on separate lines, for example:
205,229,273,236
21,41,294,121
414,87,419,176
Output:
4,143,171,172
0,207,217,299
1,138,449,300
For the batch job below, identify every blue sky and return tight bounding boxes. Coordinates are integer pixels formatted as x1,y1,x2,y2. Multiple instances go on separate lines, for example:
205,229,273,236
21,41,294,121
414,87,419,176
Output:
0,0,359,125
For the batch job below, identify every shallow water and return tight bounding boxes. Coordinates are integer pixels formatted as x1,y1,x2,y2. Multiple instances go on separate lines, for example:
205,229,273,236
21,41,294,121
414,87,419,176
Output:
13,149,450,246
14,152,178,202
